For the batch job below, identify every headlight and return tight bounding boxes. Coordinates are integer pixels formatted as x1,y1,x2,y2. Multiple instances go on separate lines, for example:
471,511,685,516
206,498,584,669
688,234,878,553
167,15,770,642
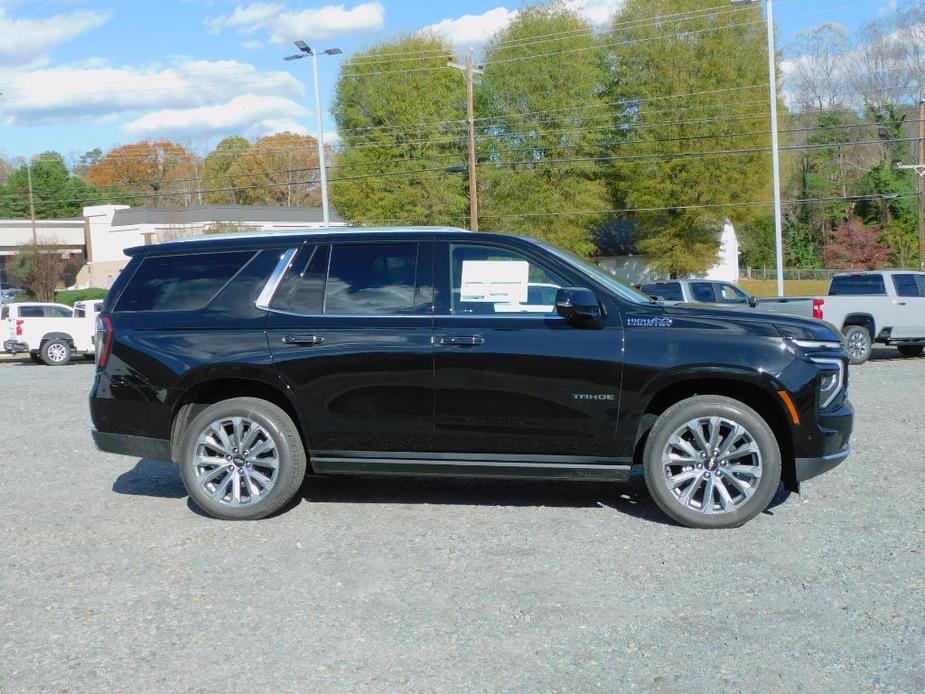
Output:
812,357,845,409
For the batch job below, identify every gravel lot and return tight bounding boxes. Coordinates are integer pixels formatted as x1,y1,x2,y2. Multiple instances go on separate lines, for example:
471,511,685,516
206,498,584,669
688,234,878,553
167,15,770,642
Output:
1,352,923,693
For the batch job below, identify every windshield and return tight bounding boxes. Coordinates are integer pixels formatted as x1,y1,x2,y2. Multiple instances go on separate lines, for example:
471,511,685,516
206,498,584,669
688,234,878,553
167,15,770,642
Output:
537,242,651,304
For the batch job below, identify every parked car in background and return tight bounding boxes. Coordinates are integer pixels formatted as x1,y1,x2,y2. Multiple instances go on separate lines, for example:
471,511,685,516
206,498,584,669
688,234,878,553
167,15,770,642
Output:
640,279,768,308
2,300,102,365
91,227,852,529
748,271,925,365
0,288,23,303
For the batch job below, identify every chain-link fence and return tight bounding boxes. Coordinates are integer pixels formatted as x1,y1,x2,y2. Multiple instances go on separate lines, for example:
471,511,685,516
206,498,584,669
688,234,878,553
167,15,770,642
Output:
740,267,893,281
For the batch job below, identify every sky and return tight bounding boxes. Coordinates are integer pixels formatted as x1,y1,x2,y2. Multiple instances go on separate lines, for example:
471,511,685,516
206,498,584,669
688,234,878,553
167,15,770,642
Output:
0,0,908,161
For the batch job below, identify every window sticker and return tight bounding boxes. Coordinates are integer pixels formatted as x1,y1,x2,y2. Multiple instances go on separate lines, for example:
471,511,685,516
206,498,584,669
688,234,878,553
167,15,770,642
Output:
459,260,529,303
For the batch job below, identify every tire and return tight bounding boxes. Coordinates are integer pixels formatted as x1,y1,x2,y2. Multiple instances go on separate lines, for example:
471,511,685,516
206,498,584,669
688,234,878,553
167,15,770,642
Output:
643,395,782,529
40,339,72,366
178,397,306,520
842,325,872,365
29,351,43,364
897,344,924,358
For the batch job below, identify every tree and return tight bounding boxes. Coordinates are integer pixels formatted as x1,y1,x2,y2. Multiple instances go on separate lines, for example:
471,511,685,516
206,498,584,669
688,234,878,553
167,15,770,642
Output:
0,157,12,186
227,132,323,207
478,2,609,256
331,35,467,226
788,23,850,111
0,154,102,218
73,148,103,179
823,217,890,269
603,0,773,276
202,136,251,204
12,240,68,302
87,140,201,207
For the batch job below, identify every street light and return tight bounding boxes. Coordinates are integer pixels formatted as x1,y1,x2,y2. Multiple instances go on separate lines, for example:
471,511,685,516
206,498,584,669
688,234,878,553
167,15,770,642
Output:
733,0,785,296
284,41,342,226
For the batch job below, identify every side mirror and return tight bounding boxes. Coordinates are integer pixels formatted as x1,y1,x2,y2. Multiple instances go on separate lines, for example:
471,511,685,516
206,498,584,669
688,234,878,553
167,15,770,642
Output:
748,296,759,308
556,287,603,328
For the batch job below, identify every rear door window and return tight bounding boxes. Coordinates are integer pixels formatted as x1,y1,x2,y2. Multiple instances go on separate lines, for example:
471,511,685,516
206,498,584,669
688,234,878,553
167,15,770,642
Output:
115,251,254,312
641,283,683,301
49,306,73,317
325,243,424,316
690,282,717,303
829,274,886,296
893,274,922,297
18,307,45,317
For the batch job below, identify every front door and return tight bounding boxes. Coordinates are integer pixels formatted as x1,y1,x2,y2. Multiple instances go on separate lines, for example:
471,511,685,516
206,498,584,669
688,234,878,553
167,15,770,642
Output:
890,273,925,338
267,240,434,463
432,240,623,462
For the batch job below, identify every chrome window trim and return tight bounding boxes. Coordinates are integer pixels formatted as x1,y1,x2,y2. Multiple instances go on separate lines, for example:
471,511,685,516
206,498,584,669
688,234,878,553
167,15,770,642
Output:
255,248,298,311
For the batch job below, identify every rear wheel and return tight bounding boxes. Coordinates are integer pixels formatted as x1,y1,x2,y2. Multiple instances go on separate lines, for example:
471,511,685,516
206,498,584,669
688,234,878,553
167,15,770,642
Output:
898,344,924,358
843,325,872,365
178,397,306,520
40,339,72,366
643,395,782,529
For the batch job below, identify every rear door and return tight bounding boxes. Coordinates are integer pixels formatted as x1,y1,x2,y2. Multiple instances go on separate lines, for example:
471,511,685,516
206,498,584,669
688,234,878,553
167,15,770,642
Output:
689,281,719,304
890,273,925,338
266,239,435,461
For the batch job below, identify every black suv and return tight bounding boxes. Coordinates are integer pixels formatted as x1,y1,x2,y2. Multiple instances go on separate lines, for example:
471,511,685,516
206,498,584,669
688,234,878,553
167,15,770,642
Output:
90,228,853,528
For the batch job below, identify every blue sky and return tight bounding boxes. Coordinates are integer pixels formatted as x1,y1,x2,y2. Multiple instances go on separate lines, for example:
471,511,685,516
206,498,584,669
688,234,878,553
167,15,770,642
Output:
0,0,907,161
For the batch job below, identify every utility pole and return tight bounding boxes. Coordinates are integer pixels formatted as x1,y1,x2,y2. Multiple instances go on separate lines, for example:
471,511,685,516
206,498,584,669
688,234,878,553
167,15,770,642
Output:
26,161,38,245
895,94,925,271
449,51,483,231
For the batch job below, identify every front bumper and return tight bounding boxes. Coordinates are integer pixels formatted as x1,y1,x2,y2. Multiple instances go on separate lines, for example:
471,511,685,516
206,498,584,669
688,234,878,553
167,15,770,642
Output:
795,399,853,482
3,339,27,353
92,427,171,461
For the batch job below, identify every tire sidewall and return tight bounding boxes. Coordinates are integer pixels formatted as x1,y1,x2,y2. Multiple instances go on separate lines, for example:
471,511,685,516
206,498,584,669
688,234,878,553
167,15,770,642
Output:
644,397,782,529
898,344,924,358
843,326,872,365
179,400,302,520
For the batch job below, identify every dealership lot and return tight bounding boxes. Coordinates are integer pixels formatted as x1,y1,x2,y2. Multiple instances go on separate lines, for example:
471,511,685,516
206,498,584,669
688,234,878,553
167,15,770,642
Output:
1,355,923,693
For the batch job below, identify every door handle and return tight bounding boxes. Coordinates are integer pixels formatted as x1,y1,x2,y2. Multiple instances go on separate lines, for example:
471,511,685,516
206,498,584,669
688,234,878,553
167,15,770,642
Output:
282,334,326,345
438,335,485,346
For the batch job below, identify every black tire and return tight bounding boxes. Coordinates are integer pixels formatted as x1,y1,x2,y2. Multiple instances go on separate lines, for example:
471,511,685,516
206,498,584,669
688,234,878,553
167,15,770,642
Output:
40,339,72,366
842,325,872,365
29,351,43,364
643,395,782,529
178,397,306,520
897,344,924,358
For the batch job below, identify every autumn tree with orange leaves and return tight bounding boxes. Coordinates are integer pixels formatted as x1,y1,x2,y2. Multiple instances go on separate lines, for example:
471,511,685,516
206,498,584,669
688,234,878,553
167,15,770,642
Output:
87,140,202,207
227,132,327,208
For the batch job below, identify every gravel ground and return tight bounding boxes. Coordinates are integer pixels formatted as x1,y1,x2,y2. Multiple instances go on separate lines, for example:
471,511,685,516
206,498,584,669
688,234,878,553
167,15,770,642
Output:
1,352,923,693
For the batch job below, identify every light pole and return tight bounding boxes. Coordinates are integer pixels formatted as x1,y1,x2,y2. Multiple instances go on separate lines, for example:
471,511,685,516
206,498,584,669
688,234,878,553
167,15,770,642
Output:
733,0,784,296
285,41,342,226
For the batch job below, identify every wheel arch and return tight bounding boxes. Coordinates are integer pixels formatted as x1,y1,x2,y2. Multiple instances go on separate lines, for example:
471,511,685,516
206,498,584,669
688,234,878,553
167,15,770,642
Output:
841,313,876,336
169,375,307,464
635,375,797,491
41,331,75,344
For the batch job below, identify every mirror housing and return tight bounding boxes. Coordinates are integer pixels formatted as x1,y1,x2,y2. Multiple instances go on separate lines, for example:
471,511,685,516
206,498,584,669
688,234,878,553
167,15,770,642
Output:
555,287,603,328
748,295,759,308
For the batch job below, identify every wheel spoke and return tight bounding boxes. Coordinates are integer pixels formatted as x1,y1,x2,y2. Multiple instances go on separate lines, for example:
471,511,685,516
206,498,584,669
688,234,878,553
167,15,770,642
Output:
724,443,760,461
210,474,233,501
706,417,722,453
689,421,711,453
197,465,226,485
726,463,760,478
231,470,241,504
243,469,261,498
231,417,244,450
247,438,276,460
242,423,263,450
720,469,754,496
677,472,704,507
701,474,716,514
249,469,273,490
210,423,233,455
717,424,743,459
669,434,701,461
715,477,736,511
667,469,700,490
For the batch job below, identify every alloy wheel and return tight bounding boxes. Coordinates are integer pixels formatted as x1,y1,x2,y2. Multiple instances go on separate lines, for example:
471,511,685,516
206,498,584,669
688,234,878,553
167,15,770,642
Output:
846,331,869,362
193,417,280,507
660,416,764,515
46,343,69,363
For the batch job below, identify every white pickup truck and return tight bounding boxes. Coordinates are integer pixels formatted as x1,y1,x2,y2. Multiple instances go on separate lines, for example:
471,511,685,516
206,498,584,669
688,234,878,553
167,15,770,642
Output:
2,300,103,365
756,271,925,364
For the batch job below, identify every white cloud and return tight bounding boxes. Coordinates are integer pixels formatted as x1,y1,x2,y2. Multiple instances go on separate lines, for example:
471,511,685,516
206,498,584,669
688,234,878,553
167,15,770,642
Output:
423,1,622,48
423,8,518,47
0,5,111,67
0,59,304,126
206,2,385,44
242,40,264,50
124,94,310,138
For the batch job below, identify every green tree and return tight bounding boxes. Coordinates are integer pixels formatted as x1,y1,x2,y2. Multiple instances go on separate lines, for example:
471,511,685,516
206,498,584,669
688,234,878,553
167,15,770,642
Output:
331,35,467,226
477,2,609,256
603,0,773,276
202,136,251,204
0,153,102,218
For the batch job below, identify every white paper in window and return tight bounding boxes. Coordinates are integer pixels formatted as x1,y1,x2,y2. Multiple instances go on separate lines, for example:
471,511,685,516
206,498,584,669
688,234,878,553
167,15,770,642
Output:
459,260,529,303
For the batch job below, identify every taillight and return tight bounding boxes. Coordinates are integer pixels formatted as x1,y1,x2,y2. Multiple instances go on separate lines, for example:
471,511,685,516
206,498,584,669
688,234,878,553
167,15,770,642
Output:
15,319,23,336
96,315,114,368
812,299,825,320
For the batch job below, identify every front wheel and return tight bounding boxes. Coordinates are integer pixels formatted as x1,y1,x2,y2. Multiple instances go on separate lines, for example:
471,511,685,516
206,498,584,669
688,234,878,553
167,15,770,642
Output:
898,344,924,358
178,397,307,520
842,325,872,365
643,395,782,529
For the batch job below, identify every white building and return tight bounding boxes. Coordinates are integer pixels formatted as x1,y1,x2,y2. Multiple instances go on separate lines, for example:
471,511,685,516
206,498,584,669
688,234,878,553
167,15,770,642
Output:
0,205,347,290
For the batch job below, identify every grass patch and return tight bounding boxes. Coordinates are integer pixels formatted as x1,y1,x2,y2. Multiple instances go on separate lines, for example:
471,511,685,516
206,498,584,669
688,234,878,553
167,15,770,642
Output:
739,279,830,297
